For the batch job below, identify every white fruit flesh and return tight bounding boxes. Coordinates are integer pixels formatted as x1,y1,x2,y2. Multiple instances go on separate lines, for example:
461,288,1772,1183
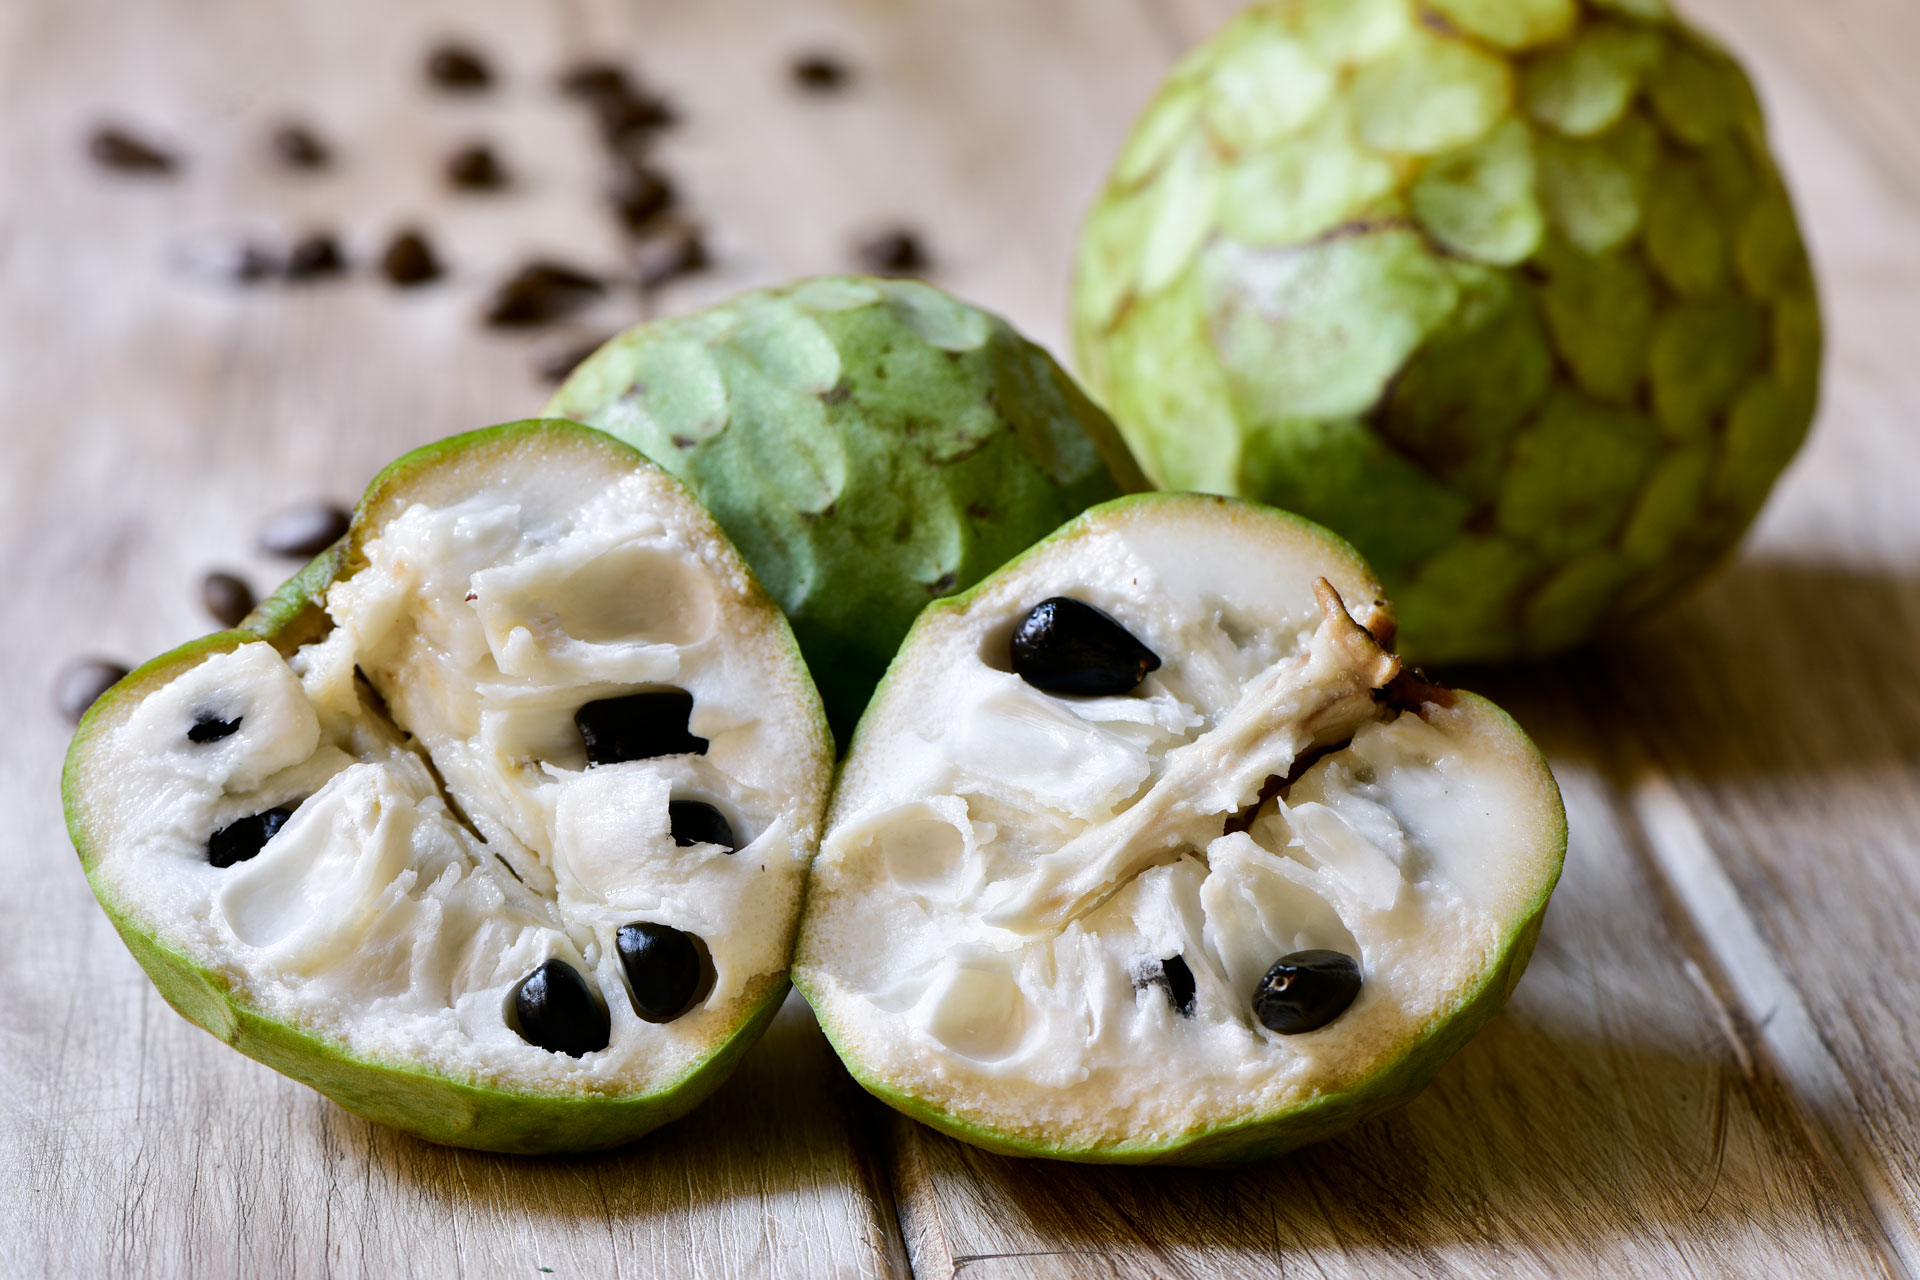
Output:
85,458,827,1096
797,496,1561,1152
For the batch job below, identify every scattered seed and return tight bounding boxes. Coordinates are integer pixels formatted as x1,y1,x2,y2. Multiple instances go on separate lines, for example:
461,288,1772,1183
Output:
616,922,707,1022
668,800,736,852
258,501,351,557
209,806,293,868
575,690,707,765
1137,954,1197,1017
187,714,243,744
606,161,674,233
1010,597,1161,696
379,228,442,286
791,53,852,92
511,959,610,1056
534,333,610,384
201,571,256,628
1253,950,1362,1035
630,217,708,290
856,227,928,276
173,233,280,284
54,658,130,724
583,81,676,149
483,260,604,327
88,125,179,175
446,143,509,191
426,42,493,91
283,231,347,280
269,121,330,170
557,61,630,100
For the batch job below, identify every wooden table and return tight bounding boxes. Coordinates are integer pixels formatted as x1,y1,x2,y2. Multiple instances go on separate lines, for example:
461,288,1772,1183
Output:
4,0,1917,1275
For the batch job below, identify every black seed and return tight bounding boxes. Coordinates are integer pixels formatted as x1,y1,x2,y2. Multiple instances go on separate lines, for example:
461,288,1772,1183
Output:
616,922,707,1022
201,571,256,627
54,657,130,724
258,502,351,557
269,121,330,170
446,143,508,191
856,227,928,276
1139,954,1197,1017
534,333,611,384
588,84,676,148
606,161,674,233
379,228,442,286
511,959,610,1056
1010,597,1162,696
284,232,346,281
426,42,493,91
791,53,851,93
630,218,708,290
188,714,243,744
483,260,605,328
1253,950,1362,1035
88,125,178,174
668,801,736,852
575,690,708,765
209,807,293,868
557,61,630,100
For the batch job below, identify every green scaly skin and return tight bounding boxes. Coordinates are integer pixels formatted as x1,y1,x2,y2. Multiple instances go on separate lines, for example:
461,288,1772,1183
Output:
1073,0,1821,665
63,420,821,1154
546,276,1146,744
795,493,1567,1164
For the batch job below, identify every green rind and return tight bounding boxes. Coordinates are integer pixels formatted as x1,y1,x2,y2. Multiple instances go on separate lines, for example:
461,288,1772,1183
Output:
545,276,1145,744
62,419,825,1154
794,491,1567,1165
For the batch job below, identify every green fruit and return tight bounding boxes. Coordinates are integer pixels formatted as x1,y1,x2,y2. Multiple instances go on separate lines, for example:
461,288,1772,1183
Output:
795,493,1565,1163
546,276,1145,742
63,421,833,1153
1072,0,1820,664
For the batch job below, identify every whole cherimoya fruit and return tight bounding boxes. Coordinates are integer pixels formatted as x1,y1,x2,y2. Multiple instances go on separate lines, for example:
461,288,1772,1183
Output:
63,421,833,1153
547,276,1145,742
1072,0,1820,664
795,493,1565,1162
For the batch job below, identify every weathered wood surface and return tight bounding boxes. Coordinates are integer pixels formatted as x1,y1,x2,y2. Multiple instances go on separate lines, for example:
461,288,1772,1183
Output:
2,0,1918,1276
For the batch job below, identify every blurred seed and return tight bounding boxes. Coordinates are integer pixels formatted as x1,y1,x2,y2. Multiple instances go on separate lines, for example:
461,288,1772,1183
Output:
791,53,851,92
88,125,179,174
258,502,351,557
201,571,256,628
857,227,929,276
557,61,630,100
54,658,130,724
446,143,508,191
535,333,612,384
269,121,331,170
380,228,442,286
591,85,676,148
173,233,280,284
606,161,674,233
284,232,346,280
483,261,605,328
631,217,708,290
426,42,492,91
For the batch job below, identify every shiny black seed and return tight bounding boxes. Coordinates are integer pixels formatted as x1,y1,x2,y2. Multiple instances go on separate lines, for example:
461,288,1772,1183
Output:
380,228,442,286
1253,949,1362,1035
269,121,330,170
187,714,242,743
284,232,346,280
209,807,293,868
446,143,508,191
791,53,851,92
88,125,178,174
1010,597,1162,696
511,959,610,1056
606,161,674,233
426,42,492,91
258,502,351,557
201,570,255,627
616,922,706,1022
575,690,707,765
1137,954,1196,1017
54,657,130,724
630,218,708,290
483,260,604,327
855,227,928,276
668,801,736,852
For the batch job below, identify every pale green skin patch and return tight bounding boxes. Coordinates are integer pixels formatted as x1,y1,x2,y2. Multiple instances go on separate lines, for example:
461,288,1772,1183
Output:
547,276,1145,742
1074,0,1821,664
63,422,826,1153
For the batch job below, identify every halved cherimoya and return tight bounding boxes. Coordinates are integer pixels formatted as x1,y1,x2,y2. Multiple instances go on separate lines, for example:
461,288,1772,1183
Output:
794,493,1564,1163
62,421,832,1152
